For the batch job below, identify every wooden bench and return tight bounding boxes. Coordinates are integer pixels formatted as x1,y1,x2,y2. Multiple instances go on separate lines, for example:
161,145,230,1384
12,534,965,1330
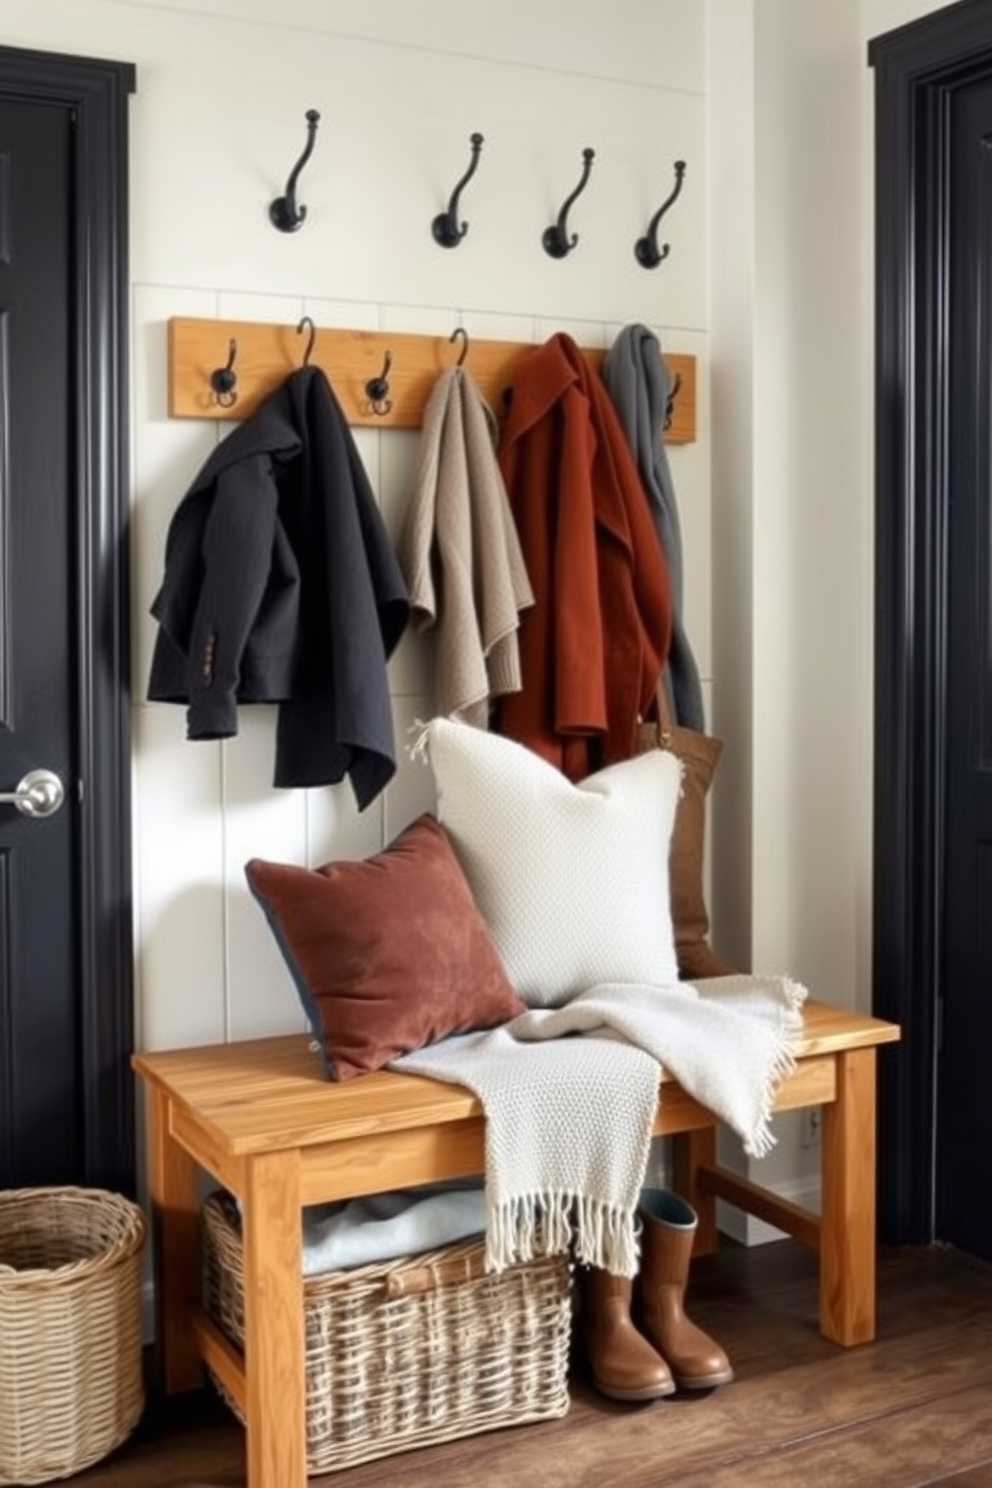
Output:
133,998,899,1488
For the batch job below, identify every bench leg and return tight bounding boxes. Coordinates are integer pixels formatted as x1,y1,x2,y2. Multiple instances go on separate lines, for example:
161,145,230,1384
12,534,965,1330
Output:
819,1047,878,1345
146,1087,204,1393
242,1149,306,1488
672,1125,719,1256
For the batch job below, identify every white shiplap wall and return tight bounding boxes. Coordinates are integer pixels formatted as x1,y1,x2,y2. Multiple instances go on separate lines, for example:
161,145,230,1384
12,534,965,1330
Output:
0,0,712,1054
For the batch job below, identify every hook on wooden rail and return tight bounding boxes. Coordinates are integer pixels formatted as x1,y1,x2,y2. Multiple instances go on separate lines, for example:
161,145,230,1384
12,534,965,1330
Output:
365,351,393,416
431,132,485,249
635,159,687,269
297,315,317,366
209,338,238,408
449,326,469,367
269,109,321,233
542,147,595,259
664,371,682,431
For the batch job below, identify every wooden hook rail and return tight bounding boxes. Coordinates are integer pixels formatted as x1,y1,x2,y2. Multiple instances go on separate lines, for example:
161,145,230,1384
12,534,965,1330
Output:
167,316,697,444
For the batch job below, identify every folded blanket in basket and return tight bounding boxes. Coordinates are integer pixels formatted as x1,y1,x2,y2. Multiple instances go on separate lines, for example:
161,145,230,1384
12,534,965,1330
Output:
392,974,806,1277
301,1181,485,1276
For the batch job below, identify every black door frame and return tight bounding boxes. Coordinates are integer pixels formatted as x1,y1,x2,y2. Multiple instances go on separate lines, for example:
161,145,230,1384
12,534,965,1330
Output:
869,0,992,1245
0,46,136,1192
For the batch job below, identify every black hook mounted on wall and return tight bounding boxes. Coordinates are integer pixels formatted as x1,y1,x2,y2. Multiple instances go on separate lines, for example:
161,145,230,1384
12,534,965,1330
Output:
542,147,595,259
297,315,317,366
269,109,321,233
449,326,469,367
664,371,682,430
431,132,485,248
365,351,393,416
634,159,687,269
209,338,238,408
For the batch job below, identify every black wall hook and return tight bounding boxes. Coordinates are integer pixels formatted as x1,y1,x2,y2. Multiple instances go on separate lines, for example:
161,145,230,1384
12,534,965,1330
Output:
365,351,393,416
635,159,687,269
542,147,595,259
664,371,682,430
297,315,317,366
269,109,321,233
209,338,238,408
431,132,484,248
449,326,469,367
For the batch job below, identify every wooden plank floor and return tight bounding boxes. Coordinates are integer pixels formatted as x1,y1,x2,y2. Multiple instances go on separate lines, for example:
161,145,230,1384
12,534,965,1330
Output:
73,1239,992,1488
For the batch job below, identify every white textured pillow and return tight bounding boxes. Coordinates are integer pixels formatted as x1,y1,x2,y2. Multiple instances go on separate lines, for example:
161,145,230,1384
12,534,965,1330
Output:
423,717,681,1007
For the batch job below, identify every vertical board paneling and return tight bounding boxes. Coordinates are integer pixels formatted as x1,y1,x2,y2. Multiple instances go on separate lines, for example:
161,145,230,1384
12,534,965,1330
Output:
104,5,711,1057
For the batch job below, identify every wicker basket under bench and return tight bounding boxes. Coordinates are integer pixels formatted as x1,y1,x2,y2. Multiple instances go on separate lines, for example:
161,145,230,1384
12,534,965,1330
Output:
202,1191,571,1474
134,998,900,1488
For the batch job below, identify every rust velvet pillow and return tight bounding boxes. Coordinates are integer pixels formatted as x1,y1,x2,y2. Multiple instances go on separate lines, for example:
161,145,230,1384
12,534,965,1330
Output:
245,814,525,1080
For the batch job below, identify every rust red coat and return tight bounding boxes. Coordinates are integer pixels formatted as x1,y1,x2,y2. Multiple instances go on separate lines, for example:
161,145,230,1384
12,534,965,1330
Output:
495,333,672,780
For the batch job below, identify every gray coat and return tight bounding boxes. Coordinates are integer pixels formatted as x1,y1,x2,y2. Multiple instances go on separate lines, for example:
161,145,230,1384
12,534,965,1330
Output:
602,325,705,731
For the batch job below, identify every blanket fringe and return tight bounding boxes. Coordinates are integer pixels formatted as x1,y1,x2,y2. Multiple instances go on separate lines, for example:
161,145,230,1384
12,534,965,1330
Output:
486,1190,640,1278
406,718,431,764
744,976,808,1158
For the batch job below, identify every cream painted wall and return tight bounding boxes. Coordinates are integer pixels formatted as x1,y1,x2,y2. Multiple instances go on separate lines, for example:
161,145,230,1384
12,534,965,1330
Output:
704,0,960,1011
705,0,869,1233
708,0,866,1002
0,0,712,1054
702,0,958,1238
863,0,960,35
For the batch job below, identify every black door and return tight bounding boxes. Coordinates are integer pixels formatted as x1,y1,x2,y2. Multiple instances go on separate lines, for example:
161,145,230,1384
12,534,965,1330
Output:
937,72,992,1261
871,2,992,1257
0,96,81,1183
0,49,135,1192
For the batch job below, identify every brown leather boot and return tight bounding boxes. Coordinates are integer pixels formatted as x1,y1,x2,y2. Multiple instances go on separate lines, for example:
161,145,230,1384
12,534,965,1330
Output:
637,1189,734,1390
580,1265,675,1402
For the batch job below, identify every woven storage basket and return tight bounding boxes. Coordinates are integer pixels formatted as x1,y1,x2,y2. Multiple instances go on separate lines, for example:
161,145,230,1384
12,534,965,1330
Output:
0,1186,146,1486
203,1190,572,1474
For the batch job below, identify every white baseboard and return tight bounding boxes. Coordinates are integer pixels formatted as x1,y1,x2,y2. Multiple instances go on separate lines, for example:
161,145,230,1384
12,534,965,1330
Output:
645,1140,821,1248
716,1177,821,1247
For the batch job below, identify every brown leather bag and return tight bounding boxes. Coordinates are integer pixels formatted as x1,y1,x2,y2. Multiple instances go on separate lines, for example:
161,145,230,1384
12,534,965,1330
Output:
633,686,738,981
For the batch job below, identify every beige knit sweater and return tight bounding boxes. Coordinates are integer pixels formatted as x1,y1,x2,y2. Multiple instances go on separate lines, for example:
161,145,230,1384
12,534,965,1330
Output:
398,366,533,726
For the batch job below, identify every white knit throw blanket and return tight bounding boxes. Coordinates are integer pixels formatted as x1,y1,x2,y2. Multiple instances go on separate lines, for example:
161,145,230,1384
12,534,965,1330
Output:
392,974,806,1276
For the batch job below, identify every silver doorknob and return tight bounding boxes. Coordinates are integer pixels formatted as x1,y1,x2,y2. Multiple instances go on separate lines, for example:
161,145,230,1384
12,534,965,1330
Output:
0,768,65,819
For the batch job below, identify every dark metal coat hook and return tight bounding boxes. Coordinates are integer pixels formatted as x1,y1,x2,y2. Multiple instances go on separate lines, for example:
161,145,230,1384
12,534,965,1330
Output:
664,371,682,431
365,351,393,416
449,326,469,367
542,147,595,259
297,315,317,366
635,159,687,269
209,338,238,408
431,132,484,248
269,109,321,233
